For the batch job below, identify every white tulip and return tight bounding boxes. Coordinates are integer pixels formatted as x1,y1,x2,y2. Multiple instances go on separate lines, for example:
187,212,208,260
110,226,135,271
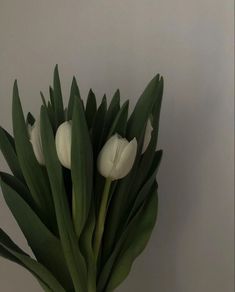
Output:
97,134,137,180
142,119,153,154
29,120,45,165
55,121,72,169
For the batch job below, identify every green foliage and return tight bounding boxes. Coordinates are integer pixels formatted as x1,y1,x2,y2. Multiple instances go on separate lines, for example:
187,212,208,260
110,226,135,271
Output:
0,229,66,292
85,89,97,128
71,97,93,238
12,81,56,231
40,106,87,292
0,65,164,292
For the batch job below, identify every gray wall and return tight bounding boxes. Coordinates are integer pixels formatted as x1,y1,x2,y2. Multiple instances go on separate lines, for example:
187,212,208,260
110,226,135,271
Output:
0,1,234,291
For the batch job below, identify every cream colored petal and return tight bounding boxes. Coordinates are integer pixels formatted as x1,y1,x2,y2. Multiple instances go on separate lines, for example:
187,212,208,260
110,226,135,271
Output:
55,121,72,169
97,134,119,178
111,138,137,179
114,138,129,164
30,120,45,165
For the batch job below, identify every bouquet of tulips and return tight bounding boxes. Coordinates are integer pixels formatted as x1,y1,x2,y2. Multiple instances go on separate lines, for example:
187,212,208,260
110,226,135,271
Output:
0,66,164,292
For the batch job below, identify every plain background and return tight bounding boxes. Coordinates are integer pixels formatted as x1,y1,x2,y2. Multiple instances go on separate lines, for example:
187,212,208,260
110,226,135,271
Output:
0,1,234,291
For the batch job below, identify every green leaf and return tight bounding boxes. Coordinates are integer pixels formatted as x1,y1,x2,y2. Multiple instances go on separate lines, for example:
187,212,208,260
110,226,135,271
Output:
152,77,164,145
53,65,64,127
12,81,55,229
127,149,163,211
0,228,28,255
0,127,24,181
0,230,66,292
49,86,55,110
100,184,158,292
106,151,161,254
0,172,35,210
40,106,87,292
102,90,120,140
107,100,129,139
79,202,96,292
85,89,97,128
91,95,107,157
67,77,81,121
39,281,53,292
71,97,93,237
126,153,162,223
0,179,73,291
47,101,56,132
40,92,56,131
127,75,163,141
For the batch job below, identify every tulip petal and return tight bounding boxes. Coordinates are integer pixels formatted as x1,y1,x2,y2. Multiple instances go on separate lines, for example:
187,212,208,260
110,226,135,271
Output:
30,120,45,166
112,138,137,179
97,135,119,178
55,121,72,169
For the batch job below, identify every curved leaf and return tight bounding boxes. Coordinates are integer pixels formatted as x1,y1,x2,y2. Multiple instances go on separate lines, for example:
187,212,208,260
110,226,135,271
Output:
104,185,158,291
0,127,24,181
12,81,55,230
71,97,93,237
53,65,64,127
127,75,163,141
0,179,73,291
152,77,164,145
0,229,66,292
0,172,35,210
40,106,87,292
127,149,163,213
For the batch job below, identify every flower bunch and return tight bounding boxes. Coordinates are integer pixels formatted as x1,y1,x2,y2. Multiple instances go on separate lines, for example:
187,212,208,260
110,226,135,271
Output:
0,66,164,292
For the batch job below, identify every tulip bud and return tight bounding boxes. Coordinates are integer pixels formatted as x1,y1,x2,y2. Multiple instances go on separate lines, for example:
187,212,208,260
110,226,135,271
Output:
142,119,153,154
55,121,72,169
29,119,45,165
97,134,137,180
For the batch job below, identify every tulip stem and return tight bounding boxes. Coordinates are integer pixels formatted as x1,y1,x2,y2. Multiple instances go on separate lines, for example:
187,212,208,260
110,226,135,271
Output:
94,178,112,262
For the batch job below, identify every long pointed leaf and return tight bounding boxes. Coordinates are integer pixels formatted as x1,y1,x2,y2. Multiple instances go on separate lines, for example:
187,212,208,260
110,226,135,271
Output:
0,229,66,292
71,97,93,237
127,75,162,141
91,95,107,157
102,90,120,141
12,81,54,224
53,65,64,127
85,89,97,128
0,172,35,210
126,150,163,213
107,100,129,139
103,185,158,291
79,202,96,292
67,76,81,121
0,127,24,181
0,179,73,291
40,106,87,292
